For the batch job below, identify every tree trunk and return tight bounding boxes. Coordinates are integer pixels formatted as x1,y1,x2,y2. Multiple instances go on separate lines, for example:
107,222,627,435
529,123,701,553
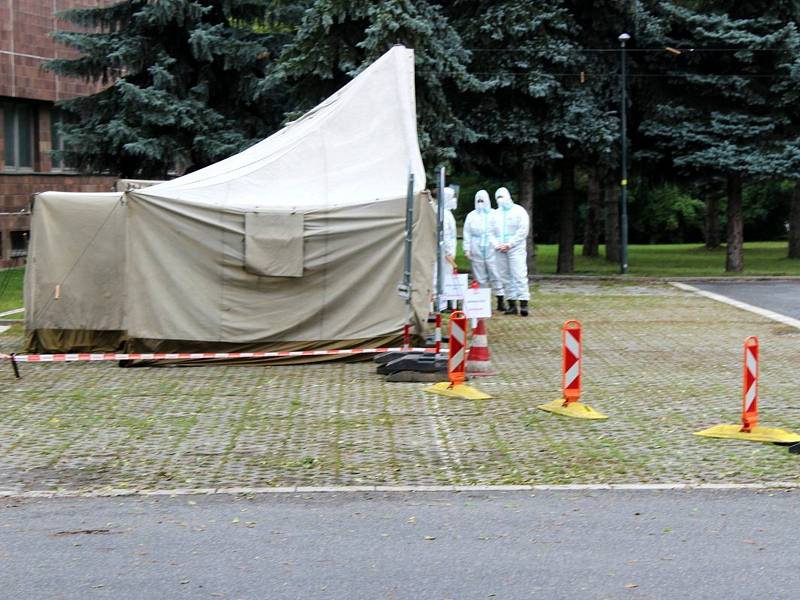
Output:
604,179,620,263
557,160,576,274
725,173,744,272
582,166,601,257
518,163,537,274
704,194,721,249
789,181,800,259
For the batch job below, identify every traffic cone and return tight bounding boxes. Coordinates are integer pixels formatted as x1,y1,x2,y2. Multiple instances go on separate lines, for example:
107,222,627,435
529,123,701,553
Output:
425,311,491,400
695,336,800,444
466,318,495,376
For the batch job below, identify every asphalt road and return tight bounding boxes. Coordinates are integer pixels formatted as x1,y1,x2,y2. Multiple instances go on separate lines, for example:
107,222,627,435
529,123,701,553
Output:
2,490,799,599
694,281,800,321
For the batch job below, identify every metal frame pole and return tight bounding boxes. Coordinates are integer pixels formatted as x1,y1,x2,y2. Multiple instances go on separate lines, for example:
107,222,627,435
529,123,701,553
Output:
10,353,20,378
436,166,446,312
619,33,630,275
402,173,415,347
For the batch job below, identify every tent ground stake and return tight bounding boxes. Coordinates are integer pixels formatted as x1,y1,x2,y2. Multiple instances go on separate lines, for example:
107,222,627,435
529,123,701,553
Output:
10,353,20,379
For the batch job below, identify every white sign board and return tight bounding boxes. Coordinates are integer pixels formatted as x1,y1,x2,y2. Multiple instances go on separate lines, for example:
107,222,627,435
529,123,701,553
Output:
442,272,468,301
463,286,492,319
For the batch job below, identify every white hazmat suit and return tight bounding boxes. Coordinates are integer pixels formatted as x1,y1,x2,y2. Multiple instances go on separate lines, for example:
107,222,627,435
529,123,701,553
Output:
492,187,530,312
463,190,503,297
432,187,459,311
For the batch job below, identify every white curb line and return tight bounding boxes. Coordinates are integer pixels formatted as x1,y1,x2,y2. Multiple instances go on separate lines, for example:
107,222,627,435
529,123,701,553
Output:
1,482,799,499
671,282,800,330
0,307,23,333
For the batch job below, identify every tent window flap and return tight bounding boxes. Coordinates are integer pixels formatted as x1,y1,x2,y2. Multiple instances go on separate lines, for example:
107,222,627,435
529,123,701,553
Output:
244,212,304,277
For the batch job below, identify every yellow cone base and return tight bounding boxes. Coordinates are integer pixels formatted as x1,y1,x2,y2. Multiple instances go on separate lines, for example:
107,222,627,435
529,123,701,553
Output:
536,399,608,420
423,381,492,400
694,424,800,444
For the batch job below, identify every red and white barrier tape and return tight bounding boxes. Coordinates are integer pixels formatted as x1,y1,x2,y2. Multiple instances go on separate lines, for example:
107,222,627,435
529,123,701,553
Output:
1,346,432,364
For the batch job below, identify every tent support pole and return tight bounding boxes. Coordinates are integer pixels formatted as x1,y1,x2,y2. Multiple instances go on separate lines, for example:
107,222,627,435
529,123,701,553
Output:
371,168,448,382
435,166,446,314
9,353,20,379
402,173,415,349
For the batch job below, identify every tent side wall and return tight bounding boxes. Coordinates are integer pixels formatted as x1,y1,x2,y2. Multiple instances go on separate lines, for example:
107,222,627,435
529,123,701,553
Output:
120,191,435,357
25,192,128,352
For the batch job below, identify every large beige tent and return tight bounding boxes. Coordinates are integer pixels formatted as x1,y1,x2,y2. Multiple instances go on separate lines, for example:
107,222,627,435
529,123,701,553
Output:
25,46,436,362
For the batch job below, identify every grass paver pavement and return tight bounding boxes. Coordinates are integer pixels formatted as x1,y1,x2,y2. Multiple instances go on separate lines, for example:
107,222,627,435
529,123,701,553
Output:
1,281,799,492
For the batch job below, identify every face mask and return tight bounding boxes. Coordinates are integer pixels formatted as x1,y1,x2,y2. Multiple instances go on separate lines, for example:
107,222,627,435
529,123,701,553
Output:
498,197,512,210
475,190,490,213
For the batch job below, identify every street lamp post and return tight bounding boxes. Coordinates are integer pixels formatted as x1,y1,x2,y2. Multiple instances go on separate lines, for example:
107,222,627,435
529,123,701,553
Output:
618,32,630,275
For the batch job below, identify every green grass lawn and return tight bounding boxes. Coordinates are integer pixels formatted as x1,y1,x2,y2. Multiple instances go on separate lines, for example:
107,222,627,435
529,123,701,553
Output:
0,267,23,314
457,241,800,277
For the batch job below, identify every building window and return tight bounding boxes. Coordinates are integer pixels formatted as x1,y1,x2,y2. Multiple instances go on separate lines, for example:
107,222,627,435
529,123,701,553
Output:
10,230,29,259
50,108,75,172
3,102,36,171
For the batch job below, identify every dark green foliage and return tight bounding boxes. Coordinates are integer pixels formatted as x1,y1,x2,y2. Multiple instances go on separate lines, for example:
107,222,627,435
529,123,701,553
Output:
47,0,305,177
451,0,626,173
742,179,794,240
451,0,575,171
629,182,705,243
639,1,800,268
638,2,800,179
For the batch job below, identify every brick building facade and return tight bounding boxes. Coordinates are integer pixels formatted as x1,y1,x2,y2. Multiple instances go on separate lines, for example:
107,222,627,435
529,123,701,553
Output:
0,0,116,268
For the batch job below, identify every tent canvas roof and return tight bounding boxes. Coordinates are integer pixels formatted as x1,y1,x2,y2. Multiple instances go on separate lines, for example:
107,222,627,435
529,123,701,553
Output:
137,45,425,211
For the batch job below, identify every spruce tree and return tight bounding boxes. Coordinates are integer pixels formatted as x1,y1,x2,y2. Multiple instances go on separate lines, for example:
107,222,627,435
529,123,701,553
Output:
453,0,655,273
640,2,800,271
263,0,479,169
449,0,575,273
46,0,304,178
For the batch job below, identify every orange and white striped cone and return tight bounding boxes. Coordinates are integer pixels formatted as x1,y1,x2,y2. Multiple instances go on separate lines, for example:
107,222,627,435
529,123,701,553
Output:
561,320,582,405
696,336,800,443
537,320,607,420
424,311,491,400
741,336,759,433
402,323,412,352
466,318,495,376
447,311,467,388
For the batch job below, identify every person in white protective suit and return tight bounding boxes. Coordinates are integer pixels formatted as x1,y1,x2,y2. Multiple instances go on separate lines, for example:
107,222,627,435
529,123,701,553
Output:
492,187,530,316
431,187,460,313
463,189,506,311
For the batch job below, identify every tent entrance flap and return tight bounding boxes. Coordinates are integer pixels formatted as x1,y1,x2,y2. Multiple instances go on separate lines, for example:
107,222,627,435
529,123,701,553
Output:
244,211,304,277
